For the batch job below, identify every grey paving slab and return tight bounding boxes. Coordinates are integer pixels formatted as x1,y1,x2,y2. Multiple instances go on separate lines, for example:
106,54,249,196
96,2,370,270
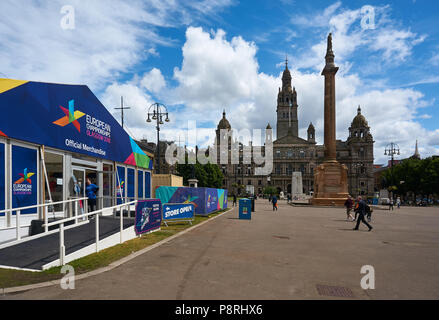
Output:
2,201,439,299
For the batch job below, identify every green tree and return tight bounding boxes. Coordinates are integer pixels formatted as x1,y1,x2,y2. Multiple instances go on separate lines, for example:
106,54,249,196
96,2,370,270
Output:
263,186,277,196
381,157,439,199
176,162,224,188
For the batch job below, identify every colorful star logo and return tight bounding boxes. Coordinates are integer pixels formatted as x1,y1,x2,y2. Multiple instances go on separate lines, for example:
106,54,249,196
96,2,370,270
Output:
53,99,85,132
183,195,199,208
15,168,35,184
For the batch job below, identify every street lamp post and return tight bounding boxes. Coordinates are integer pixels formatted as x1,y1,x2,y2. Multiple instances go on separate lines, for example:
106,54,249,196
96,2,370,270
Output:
146,103,170,174
384,142,400,199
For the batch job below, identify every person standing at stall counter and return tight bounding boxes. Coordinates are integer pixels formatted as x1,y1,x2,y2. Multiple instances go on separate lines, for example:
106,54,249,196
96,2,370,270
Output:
86,177,99,212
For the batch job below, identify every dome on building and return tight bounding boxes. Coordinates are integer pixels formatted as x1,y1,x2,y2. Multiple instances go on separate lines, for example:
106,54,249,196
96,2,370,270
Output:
217,110,231,130
308,122,315,131
266,122,272,130
351,105,369,128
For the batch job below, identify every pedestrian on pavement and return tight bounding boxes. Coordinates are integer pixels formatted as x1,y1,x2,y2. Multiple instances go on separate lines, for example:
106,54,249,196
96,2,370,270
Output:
389,198,394,211
353,199,359,221
86,177,99,213
353,196,373,232
344,196,354,221
396,196,401,209
233,193,237,207
272,195,278,211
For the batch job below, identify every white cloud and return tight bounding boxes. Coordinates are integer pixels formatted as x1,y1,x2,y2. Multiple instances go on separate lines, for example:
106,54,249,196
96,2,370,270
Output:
141,68,166,94
168,27,438,163
291,1,342,28
0,0,233,91
293,4,426,70
172,27,279,132
431,53,439,66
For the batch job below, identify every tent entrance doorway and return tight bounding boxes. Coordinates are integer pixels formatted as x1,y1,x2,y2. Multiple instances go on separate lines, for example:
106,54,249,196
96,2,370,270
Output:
71,166,99,215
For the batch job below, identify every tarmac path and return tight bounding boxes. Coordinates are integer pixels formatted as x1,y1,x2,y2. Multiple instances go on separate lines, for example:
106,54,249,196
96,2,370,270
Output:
3,200,439,299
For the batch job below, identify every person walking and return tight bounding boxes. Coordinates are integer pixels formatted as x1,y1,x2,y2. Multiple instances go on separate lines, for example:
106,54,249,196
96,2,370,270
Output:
86,177,99,213
389,197,394,211
272,195,278,211
396,196,401,209
233,193,237,207
353,196,373,232
344,196,354,221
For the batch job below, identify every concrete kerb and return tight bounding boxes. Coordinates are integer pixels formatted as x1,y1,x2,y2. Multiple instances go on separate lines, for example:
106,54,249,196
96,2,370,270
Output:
2,207,235,295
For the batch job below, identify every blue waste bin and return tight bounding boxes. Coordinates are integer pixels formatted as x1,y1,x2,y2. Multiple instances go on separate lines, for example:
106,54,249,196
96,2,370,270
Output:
239,198,252,220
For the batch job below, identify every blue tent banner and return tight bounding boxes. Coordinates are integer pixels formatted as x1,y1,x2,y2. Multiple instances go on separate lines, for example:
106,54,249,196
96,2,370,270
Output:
0,79,152,170
116,166,125,205
163,203,194,225
135,199,162,235
155,187,228,216
145,171,151,198
11,145,38,214
0,142,5,214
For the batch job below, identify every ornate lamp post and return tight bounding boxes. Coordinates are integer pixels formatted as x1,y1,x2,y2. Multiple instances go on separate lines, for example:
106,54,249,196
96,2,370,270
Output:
384,142,400,199
146,103,170,174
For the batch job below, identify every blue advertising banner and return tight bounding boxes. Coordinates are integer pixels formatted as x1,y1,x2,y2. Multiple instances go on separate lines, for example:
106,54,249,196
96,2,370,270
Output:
156,187,228,216
116,166,125,205
0,80,152,169
144,171,151,198
127,168,135,199
163,203,195,222
135,199,162,235
12,145,38,214
0,142,5,214
138,171,144,198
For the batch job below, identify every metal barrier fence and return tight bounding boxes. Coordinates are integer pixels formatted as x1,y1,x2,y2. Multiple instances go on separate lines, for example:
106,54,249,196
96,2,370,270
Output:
43,200,138,266
0,197,88,245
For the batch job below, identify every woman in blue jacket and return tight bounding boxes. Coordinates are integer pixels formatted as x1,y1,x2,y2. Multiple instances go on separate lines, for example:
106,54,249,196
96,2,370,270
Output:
86,178,99,212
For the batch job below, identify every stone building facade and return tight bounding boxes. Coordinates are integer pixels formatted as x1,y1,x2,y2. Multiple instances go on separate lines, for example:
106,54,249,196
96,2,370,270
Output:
216,62,375,197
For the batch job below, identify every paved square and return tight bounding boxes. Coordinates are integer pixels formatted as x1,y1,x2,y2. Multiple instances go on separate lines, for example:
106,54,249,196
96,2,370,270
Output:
3,200,439,299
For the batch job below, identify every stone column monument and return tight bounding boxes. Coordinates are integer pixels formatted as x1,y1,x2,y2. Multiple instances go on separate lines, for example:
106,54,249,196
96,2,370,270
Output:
311,33,349,206
291,172,304,199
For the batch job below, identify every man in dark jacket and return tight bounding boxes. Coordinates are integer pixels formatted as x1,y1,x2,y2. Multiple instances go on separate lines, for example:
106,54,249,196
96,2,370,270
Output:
353,196,373,231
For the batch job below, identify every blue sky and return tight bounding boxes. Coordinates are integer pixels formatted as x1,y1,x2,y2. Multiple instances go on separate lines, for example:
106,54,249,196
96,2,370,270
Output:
1,0,438,163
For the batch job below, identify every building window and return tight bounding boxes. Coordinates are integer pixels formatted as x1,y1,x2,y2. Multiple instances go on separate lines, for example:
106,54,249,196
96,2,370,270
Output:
258,180,262,185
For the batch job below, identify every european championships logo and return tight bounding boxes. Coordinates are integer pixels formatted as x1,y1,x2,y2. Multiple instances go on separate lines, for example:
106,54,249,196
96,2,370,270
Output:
53,99,85,132
13,168,34,195
14,168,35,184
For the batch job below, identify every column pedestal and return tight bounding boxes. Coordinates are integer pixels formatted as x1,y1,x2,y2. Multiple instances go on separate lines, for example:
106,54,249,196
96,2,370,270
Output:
311,160,349,206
